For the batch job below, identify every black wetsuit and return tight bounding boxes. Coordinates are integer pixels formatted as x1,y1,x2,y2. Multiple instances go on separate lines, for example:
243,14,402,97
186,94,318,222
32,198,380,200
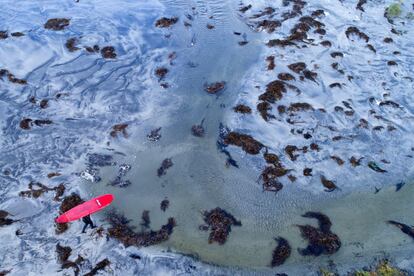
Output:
82,215,96,233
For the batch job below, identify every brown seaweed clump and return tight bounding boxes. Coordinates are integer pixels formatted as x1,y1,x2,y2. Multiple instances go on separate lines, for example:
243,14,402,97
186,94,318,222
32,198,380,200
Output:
297,212,341,256
0,31,8,39
19,118,52,130
287,102,314,113
84,259,111,276
239,4,252,13
320,175,337,192
191,124,205,137
266,56,275,70
107,212,177,247
200,207,241,245
65,38,79,52
261,166,286,192
110,123,128,138
278,73,295,81
11,32,24,37
44,18,70,31
204,81,225,94
56,243,85,276
257,20,281,33
55,193,83,234
0,210,15,227
155,67,168,79
356,0,367,11
331,155,345,165
345,27,369,42
224,132,264,155
160,198,169,212
288,62,307,73
0,69,27,85
259,80,287,103
271,237,291,267
101,46,116,59
155,17,178,28
257,102,274,121
233,104,252,114
387,220,414,240
157,158,173,177
19,182,65,201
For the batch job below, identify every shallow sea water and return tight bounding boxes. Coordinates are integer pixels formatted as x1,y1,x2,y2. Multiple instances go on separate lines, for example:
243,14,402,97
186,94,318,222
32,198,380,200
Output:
1,0,414,275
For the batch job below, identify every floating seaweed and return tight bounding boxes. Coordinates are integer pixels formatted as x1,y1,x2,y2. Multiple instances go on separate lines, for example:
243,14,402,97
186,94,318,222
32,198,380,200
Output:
155,67,168,79
0,210,15,227
330,52,343,58
303,168,312,176
257,20,281,33
160,198,169,212
297,212,341,256
157,158,173,177
155,17,178,28
11,32,24,37
39,99,49,109
19,182,65,200
239,4,252,13
44,18,70,31
147,127,162,141
110,123,128,138
350,156,363,167
345,26,369,42
65,38,79,52
0,31,8,39
101,46,116,59
204,81,225,94
288,62,306,73
200,207,241,245
217,123,239,168
191,119,205,137
233,104,252,114
55,193,83,234
107,211,176,247
84,259,110,276
368,161,387,173
266,56,275,70
388,220,414,240
257,102,274,121
278,73,295,81
356,0,367,12
259,80,287,103
320,175,337,192
271,237,291,267
224,132,264,155
0,69,27,85
206,24,215,29
141,210,151,229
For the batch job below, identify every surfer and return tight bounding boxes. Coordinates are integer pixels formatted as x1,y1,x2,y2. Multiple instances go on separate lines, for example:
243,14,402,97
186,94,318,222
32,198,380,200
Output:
82,215,96,233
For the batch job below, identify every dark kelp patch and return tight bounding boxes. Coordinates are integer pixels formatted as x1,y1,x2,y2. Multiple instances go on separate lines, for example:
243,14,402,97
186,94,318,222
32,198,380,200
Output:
55,193,83,234
107,212,176,247
204,81,225,94
200,207,241,245
271,237,291,267
233,104,252,114
320,175,337,192
44,18,70,31
0,69,27,85
160,198,169,212
65,38,79,52
0,210,15,227
155,17,178,28
345,26,369,42
266,56,275,70
84,259,111,276
224,132,264,155
110,123,128,138
157,158,173,177
297,212,341,256
257,102,274,121
155,67,168,80
147,127,161,142
19,182,65,201
387,220,414,240
101,46,116,59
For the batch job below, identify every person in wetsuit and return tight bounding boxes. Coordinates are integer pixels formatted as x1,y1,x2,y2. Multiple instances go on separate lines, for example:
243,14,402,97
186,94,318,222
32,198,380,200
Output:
82,215,96,233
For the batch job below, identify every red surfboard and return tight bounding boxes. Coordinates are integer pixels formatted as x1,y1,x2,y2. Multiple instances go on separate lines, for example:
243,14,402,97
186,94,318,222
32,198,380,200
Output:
56,194,114,223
